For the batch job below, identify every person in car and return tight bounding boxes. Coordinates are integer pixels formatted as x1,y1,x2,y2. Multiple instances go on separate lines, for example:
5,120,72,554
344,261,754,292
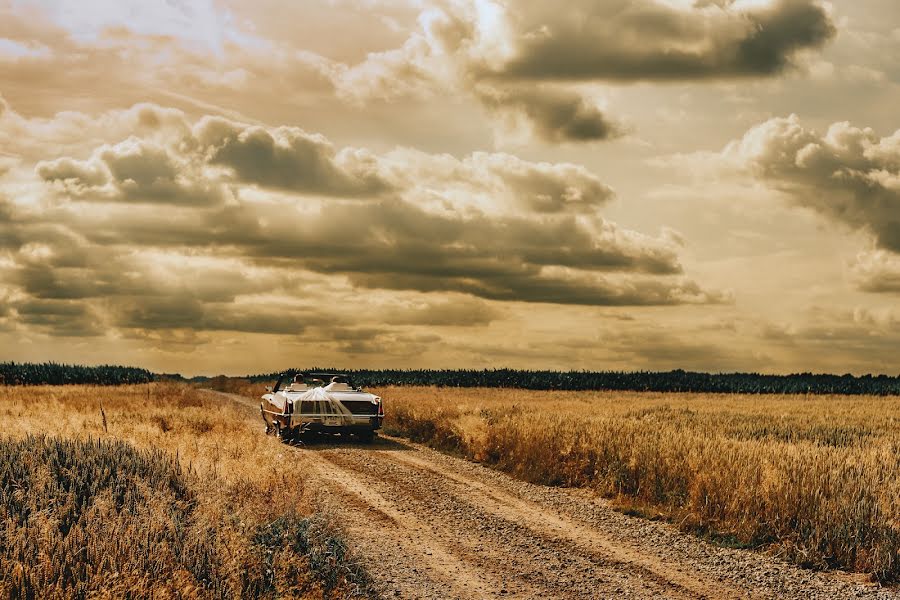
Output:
324,376,352,392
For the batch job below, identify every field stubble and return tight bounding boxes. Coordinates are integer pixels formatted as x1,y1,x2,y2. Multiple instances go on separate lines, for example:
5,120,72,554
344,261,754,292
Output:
373,386,900,582
0,383,372,599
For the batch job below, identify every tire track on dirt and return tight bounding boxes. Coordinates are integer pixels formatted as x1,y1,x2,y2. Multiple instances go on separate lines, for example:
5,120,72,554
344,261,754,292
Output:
207,390,900,600
307,453,515,599
204,391,520,598
376,449,740,599
317,446,721,599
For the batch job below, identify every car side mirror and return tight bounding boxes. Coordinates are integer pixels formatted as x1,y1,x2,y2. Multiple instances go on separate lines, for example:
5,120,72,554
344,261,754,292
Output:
265,386,273,392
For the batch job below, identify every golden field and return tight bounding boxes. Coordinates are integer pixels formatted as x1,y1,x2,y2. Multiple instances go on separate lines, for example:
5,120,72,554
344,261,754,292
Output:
0,383,372,599
372,386,900,582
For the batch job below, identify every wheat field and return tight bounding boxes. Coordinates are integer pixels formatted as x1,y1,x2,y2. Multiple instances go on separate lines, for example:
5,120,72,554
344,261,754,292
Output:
372,386,900,582
0,383,373,599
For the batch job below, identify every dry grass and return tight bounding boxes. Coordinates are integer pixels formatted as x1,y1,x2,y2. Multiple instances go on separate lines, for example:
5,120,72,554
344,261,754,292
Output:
0,383,373,599
374,386,900,582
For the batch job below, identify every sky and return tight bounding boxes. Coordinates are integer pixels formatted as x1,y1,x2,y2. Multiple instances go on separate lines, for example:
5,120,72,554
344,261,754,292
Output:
0,0,899,376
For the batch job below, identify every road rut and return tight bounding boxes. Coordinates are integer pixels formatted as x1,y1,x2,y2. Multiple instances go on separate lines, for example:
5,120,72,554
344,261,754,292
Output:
210,390,899,599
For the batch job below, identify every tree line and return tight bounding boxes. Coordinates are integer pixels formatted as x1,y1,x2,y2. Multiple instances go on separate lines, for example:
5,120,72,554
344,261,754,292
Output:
240,368,900,396
0,362,154,385
4,362,900,395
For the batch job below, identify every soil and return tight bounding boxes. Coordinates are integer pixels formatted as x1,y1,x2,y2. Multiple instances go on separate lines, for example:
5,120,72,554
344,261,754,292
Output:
211,390,900,600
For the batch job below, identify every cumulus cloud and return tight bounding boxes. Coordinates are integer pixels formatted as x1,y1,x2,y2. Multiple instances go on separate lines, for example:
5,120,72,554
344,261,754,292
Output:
385,148,615,214
38,137,225,206
720,115,900,254
0,100,721,343
34,110,395,204
496,0,835,81
0,97,729,352
474,85,625,143
852,250,900,293
332,0,835,143
194,117,393,196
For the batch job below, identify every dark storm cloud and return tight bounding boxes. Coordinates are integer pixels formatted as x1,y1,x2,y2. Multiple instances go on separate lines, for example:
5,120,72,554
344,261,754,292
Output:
495,0,835,81
725,115,900,257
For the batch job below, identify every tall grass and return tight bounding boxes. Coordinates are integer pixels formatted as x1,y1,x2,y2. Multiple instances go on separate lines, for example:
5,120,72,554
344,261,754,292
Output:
0,383,373,599
376,387,900,582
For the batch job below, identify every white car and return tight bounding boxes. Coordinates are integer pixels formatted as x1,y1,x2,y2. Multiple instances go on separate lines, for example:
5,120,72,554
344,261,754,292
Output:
261,371,383,442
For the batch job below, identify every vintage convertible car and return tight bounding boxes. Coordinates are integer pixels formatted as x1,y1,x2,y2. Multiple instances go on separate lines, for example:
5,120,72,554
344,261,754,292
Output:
260,371,383,442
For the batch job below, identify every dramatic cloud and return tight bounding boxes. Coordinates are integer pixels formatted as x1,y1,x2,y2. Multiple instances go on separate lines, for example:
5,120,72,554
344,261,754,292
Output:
721,115,900,254
852,250,900,294
0,100,719,346
5,0,894,375
494,0,836,81
474,85,625,143
38,137,225,206
334,0,835,143
386,148,615,214
194,117,393,196
14,298,106,338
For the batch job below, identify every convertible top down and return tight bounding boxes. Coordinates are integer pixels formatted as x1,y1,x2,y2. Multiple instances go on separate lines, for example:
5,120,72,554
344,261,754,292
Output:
260,371,383,442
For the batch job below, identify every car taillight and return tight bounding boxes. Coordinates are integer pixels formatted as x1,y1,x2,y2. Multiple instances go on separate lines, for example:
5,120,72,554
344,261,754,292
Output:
377,401,384,417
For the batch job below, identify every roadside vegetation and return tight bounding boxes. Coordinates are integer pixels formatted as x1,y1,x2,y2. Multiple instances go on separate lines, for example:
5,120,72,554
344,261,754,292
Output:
0,383,373,599
375,386,900,582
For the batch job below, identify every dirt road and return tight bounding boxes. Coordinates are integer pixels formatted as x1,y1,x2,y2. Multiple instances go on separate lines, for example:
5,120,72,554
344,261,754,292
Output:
210,391,899,599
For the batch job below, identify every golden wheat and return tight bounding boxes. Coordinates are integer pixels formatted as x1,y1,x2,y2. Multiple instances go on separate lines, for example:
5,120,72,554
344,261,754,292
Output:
369,386,900,581
0,383,373,599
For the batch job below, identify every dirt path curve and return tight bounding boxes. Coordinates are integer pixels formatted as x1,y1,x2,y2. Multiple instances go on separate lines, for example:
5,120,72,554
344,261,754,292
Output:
208,390,899,600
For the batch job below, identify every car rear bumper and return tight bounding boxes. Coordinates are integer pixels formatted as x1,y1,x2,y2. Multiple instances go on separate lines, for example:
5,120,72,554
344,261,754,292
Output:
263,411,382,430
